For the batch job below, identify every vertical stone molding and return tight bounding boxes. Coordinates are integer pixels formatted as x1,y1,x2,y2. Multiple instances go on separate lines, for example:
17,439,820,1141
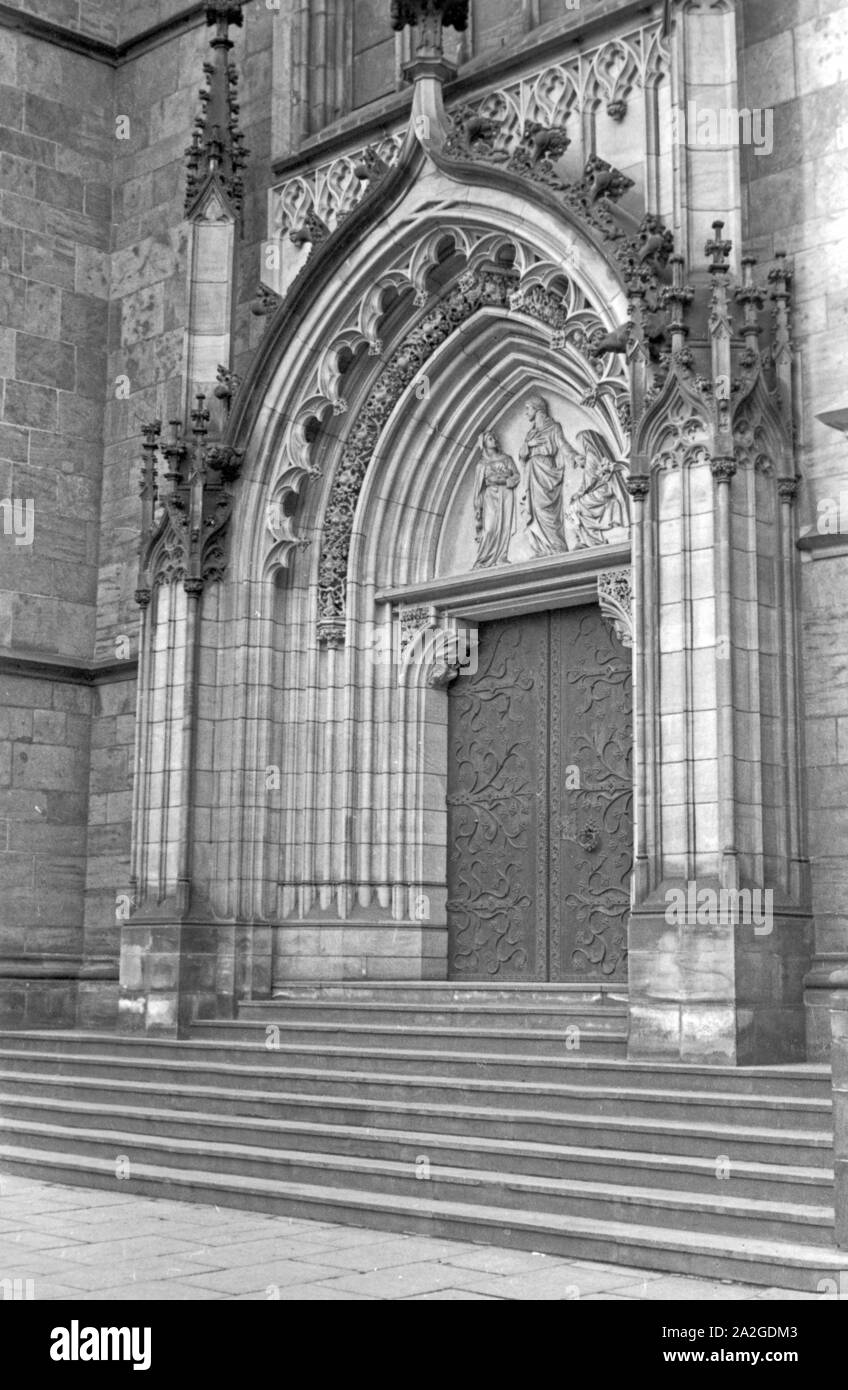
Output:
183,2,247,432
669,0,742,274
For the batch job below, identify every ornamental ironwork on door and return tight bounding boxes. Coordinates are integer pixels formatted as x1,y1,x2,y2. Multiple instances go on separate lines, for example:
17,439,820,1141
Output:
446,604,632,981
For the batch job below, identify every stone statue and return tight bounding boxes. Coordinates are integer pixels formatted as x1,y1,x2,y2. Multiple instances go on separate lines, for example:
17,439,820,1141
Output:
518,393,582,555
473,431,520,568
567,429,631,547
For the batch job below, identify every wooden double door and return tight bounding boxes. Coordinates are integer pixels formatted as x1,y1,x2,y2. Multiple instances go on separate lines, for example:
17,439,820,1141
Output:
446,604,632,982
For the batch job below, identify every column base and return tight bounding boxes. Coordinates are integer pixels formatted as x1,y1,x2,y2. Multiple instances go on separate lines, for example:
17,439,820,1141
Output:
118,920,247,1038
627,896,813,1065
804,957,848,1061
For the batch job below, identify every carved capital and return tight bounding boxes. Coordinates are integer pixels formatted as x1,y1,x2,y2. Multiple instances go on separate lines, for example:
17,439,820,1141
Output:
391,0,469,45
626,475,650,500
317,619,346,649
777,476,800,502
711,456,737,484
598,568,633,649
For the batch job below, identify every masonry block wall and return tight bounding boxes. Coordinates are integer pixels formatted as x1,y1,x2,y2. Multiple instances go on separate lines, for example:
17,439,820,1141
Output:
738,0,848,1054
0,16,113,1025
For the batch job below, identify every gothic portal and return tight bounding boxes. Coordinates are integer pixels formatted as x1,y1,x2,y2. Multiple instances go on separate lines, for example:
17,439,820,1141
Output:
116,1,816,1072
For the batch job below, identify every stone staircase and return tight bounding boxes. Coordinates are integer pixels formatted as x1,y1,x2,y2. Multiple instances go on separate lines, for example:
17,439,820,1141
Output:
0,982,843,1292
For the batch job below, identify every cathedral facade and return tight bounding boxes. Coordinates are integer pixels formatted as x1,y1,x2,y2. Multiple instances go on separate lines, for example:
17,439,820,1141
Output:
1,0,847,1277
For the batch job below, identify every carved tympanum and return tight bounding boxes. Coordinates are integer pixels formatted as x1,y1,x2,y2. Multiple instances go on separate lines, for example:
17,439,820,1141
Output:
470,389,632,569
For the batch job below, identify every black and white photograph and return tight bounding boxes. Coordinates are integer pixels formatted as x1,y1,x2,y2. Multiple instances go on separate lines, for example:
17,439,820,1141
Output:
0,0,846,1341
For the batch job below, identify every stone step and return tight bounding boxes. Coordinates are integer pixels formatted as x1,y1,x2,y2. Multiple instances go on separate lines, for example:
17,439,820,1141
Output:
0,1070,833,1166
237,1000,629,1032
1,1119,834,1245
1,1144,844,1291
191,1018,628,1053
0,1047,831,1130
263,983,629,1006
0,1031,830,1098
0,1092,833,1205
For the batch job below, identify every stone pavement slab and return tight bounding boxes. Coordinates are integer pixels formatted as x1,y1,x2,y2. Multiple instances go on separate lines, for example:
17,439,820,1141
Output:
180,1258,346,1295
0,1176,832,1302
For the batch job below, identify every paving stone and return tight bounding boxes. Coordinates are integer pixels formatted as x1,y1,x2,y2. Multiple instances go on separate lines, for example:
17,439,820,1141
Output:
754,1288,827,1301
47,1234,204,1265
452,1266,647,1300
181,1259,344,1296
182,1237,333,1268
314,1262,478,1300
84,1282,226,1301
0,1229,87,1254
438,1248,575,1277
234,1285,376,1300
407,1289,504,1300
623,1276,767,1301
303,1236,478,1272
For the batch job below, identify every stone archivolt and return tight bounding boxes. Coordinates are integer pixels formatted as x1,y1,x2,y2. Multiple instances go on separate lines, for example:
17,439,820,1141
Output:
261,222,628,597
316,250,627,626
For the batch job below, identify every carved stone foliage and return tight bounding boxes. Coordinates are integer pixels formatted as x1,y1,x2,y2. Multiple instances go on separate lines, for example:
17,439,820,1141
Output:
598,567,633,648
442,112,672,305
271,136,404,245
268,19,666,266
136,405,244,599
317,264,519,625
445,22,667,159
390,0,469,42
634,236,795,478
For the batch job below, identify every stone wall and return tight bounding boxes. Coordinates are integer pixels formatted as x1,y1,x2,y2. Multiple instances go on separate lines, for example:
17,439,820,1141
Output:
0,18,113,1025
738,0,848,1055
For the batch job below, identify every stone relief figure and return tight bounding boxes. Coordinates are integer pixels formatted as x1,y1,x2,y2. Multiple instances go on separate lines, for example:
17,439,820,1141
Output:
567,430,632,548
473,431,520,568
518,394,583,555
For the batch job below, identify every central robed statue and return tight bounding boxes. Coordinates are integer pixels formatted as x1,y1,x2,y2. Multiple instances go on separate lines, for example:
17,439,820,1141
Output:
519,394,583,556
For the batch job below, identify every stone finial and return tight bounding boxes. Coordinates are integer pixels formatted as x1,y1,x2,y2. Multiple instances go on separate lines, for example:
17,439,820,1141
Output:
136,402,243,596
185,1,249,217
706,220,733,275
